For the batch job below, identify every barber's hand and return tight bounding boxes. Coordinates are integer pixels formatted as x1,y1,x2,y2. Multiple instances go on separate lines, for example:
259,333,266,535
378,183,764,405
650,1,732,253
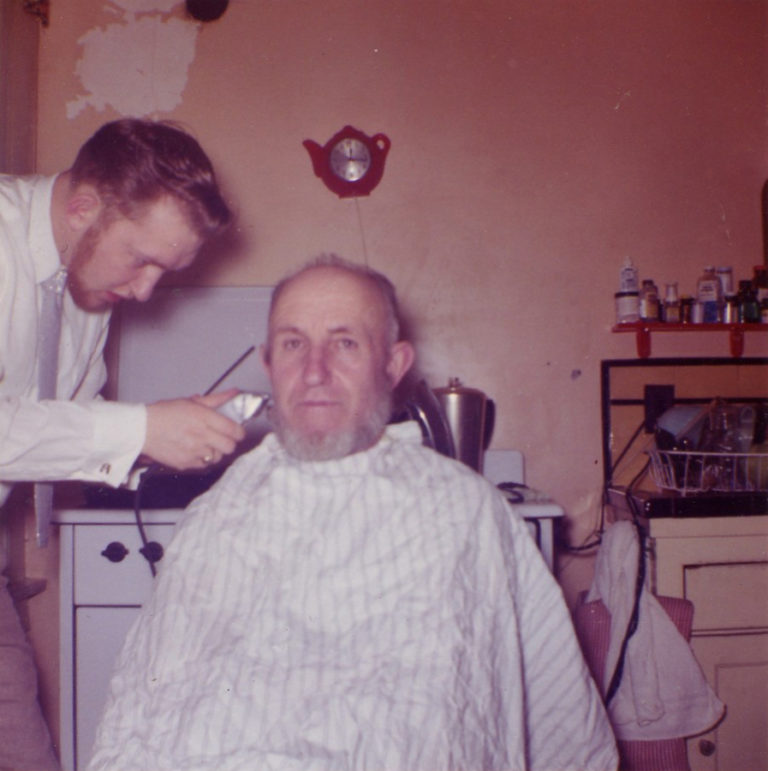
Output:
143,389,246,471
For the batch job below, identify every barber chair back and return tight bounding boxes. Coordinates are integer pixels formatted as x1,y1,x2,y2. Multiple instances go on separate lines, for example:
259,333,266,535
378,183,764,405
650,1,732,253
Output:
574,592,694,771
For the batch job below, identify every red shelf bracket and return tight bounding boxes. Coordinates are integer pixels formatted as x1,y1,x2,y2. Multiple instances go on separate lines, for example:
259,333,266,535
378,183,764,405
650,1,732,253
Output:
729,326,745,358
636,325,651,358
612,322,766,358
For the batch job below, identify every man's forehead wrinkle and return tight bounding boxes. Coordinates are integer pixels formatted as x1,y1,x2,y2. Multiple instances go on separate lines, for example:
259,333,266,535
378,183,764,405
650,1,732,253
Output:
272,323,359,336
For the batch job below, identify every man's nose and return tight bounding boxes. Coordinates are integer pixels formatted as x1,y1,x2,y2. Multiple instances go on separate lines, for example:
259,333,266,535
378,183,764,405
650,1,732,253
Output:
302,346,331,385
130,266,164,302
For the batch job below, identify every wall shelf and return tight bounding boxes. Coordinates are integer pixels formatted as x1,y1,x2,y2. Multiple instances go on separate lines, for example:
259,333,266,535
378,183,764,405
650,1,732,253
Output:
612,321,768,358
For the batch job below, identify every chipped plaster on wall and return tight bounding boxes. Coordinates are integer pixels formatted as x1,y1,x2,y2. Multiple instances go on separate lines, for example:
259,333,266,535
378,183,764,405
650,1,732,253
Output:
67,0,198,119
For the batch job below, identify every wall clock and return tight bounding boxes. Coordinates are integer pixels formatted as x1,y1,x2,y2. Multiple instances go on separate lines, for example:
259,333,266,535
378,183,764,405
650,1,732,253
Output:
303,126,391,198
186,0,228,21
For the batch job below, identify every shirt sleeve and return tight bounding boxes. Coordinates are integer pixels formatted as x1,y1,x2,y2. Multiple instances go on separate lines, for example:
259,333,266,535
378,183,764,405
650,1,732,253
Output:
0,396,146,487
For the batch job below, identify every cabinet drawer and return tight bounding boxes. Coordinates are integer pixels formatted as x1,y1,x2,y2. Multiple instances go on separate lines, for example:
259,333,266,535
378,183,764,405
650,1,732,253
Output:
685,561,768,632
72,523,176,605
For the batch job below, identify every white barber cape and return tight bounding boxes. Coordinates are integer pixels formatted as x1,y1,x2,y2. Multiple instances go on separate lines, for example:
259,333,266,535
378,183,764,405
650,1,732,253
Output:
89,422,617,771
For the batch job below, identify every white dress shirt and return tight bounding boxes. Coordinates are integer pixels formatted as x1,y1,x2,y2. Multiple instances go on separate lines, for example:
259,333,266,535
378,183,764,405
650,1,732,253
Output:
89,422,618,771
0,173,146,506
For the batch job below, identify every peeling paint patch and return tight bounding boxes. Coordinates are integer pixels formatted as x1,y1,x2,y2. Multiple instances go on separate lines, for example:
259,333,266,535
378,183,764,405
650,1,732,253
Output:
67,1,198,119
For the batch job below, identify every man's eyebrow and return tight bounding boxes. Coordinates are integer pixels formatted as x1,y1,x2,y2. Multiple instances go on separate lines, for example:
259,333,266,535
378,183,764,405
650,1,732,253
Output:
270,324,360,337
131,248,195,272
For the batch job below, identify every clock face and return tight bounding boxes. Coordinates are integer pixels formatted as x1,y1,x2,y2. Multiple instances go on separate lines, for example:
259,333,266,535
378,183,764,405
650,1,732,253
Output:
329,138,371,182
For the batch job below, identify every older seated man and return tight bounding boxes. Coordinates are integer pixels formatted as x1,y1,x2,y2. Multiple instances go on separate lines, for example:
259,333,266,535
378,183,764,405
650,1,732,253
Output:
88,255,617,771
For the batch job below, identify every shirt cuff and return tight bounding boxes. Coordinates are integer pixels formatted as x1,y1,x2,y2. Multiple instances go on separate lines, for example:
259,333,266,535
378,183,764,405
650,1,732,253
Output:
81,401,147,487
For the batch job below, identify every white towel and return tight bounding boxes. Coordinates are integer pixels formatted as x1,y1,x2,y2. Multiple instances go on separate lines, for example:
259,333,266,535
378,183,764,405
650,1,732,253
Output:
586,521,724,741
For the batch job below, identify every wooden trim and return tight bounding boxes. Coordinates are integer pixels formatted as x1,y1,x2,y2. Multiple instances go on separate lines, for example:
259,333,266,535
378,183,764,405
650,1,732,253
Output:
0,1,39,173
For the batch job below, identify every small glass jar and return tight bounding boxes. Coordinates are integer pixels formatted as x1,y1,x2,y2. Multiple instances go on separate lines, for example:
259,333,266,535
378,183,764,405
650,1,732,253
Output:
697,266,722,323
737,280,760,323
680,295,694,324
639,279,660,321
753,265,768,303
716,266,734,297
722,295,739,323
662,282,681,323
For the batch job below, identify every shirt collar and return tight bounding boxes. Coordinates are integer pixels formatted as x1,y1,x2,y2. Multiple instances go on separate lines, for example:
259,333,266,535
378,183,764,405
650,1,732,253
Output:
29,174,64,285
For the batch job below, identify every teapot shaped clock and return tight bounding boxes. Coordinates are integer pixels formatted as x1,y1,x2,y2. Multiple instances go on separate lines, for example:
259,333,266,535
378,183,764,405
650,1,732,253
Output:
303,126,391,198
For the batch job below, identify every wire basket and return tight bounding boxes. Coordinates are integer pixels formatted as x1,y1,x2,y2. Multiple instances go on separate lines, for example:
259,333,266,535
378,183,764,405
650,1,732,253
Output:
648,448,768,495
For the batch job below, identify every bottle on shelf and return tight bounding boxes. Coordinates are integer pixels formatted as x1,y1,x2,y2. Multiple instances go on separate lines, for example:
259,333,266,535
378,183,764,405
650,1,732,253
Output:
639,279,660,321
737,279,760,323
680,295,694,324
619,257,639,293
722,294,739,324
615,291,639,324
615,257,640,323
696,266,722,323
662,282,681,323
716,266,734,298
753,265,768,303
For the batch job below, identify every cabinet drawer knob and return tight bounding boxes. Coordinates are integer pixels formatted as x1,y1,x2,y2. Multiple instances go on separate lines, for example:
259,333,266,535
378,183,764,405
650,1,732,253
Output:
698,739,716,757
101,541,129,563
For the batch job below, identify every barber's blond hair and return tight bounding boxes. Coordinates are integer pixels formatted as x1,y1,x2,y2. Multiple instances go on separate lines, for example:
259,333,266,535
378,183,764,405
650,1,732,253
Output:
70,118,231,239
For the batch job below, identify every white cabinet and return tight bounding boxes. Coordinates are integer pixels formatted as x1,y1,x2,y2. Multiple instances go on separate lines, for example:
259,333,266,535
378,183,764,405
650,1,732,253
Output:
56,511,180,771
647,515,768,771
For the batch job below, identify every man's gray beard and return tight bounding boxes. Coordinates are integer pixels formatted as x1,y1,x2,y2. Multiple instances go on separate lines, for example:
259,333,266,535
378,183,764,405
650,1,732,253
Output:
272,391,394,462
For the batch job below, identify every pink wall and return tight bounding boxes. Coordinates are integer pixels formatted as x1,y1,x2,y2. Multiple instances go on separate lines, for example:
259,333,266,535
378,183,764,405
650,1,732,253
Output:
36,0,768,600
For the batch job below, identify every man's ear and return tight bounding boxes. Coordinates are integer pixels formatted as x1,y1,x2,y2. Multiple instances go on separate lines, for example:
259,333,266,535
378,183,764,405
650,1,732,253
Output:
386,341,415,389
259,343,271,373
65,184,103,234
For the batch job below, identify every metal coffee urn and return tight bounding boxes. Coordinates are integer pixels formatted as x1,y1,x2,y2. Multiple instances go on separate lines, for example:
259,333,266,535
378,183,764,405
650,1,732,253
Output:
433,377,494,472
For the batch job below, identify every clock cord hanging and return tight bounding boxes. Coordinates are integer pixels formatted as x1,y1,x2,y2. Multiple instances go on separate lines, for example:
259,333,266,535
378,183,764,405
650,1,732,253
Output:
304,126,390,266
354,197,371,266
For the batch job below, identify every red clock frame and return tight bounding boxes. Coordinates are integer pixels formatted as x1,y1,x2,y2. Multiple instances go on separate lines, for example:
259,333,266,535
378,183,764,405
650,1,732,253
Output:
303,125,391,198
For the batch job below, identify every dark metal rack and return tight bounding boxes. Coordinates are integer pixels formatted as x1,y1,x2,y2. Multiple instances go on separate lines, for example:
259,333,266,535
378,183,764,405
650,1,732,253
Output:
600,357,768,518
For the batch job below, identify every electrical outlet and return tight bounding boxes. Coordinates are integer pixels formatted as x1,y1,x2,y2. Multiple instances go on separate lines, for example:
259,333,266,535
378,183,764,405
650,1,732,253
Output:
644,384,675,432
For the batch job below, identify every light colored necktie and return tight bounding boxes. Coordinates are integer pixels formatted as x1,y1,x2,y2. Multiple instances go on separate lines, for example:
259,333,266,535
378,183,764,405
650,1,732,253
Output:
34,267,68,547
